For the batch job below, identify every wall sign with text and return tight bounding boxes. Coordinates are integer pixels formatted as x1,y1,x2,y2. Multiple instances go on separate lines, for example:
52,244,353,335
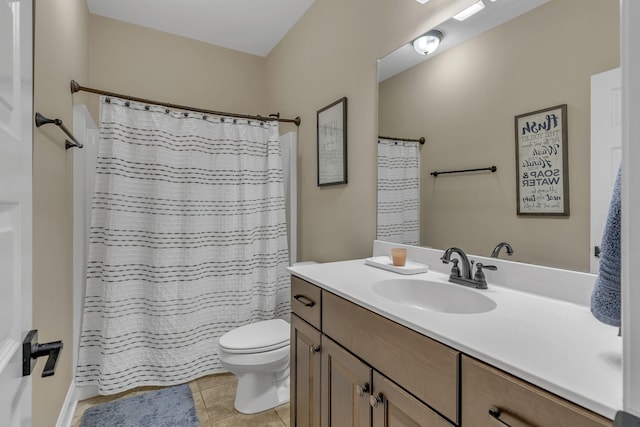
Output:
515,104,569,216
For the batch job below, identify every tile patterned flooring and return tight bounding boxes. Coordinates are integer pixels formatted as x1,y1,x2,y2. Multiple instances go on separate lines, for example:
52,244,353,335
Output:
71,373,290,427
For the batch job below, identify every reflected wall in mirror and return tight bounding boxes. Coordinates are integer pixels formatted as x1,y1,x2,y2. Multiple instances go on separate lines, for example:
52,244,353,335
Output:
377,0,619,272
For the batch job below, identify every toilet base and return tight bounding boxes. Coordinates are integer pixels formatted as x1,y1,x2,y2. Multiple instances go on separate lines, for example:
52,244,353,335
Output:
234,368,290,414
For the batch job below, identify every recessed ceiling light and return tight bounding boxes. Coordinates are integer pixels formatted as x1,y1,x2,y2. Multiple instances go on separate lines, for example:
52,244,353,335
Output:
415,0,430,3
453,1,485,21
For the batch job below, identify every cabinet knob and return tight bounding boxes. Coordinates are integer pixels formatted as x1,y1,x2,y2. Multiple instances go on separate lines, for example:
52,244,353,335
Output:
356,383,370,397
369,393,383,408
309,344,321,355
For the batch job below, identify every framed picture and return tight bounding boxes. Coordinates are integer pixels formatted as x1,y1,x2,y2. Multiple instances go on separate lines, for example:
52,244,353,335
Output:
317,97,347,186
515,104,569,216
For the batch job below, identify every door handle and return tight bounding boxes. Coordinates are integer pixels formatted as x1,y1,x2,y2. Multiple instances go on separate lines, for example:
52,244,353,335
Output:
22,330,63,377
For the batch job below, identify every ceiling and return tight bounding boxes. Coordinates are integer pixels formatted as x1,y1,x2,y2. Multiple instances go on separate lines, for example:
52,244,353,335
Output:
86,0,316,57
378,0,550,82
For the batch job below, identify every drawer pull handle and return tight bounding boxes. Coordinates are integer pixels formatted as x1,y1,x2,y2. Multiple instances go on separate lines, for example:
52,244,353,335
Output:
356,383,370,398
309,344,321,355
489,406,533,427
293,294,315,307
369,393,383,408
489,407,511,426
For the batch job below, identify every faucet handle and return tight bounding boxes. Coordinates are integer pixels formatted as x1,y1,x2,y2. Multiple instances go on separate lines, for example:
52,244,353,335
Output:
476,263,497,271
473,263,497,289
441,257,461,277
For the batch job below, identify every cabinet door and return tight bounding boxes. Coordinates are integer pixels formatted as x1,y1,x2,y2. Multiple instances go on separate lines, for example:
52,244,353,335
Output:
321,336,372,427
292,314,322,427
371,371,453,427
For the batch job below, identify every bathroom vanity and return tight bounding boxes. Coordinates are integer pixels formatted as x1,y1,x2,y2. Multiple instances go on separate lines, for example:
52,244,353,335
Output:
288,241,621,427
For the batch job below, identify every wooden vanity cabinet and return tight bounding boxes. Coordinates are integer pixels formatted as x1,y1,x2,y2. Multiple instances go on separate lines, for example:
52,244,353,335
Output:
461,355,612,427
290,276,612,427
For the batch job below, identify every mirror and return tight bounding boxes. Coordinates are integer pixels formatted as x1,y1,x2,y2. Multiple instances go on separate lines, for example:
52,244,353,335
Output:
377,0,619,272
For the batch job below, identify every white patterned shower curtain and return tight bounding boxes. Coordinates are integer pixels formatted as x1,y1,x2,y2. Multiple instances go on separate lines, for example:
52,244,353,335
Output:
76,97,290,394
376,139,420,245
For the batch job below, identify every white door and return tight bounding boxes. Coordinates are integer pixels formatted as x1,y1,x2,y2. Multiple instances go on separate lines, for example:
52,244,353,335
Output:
0,0,33,425
590,67,621,274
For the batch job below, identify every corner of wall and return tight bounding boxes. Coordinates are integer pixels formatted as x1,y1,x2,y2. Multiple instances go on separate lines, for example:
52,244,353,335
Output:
33,0,90,425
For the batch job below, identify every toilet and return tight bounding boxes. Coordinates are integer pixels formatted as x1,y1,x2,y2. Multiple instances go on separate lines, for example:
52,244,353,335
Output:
218,318,290,414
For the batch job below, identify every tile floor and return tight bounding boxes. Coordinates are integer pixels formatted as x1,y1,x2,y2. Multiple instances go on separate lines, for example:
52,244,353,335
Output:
71,373,290,427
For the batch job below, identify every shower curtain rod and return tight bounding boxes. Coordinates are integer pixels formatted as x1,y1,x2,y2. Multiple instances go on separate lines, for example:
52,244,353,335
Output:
378,135,425,145
70,80,301,126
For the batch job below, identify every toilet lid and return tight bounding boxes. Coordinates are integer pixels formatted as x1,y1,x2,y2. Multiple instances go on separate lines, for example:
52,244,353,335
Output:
219,319,289,353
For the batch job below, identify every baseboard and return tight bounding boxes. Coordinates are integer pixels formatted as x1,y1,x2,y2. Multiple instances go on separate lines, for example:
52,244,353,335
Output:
74,383,99,401
55,380,101,427
55,381,76,427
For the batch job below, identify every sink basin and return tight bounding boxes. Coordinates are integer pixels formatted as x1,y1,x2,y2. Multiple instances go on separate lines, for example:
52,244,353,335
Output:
371,279,497,314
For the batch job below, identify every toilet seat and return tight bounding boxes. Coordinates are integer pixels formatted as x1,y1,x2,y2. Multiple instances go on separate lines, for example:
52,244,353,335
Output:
219,319,289,354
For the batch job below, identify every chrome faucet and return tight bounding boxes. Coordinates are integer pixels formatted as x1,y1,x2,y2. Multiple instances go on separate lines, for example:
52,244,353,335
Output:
490,242,514,258
441,247,496,289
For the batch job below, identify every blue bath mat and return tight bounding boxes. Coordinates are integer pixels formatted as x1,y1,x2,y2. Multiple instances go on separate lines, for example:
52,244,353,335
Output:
79,384,200,427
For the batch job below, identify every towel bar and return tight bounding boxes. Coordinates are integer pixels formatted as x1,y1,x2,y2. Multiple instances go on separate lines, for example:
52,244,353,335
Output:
35,112,83,149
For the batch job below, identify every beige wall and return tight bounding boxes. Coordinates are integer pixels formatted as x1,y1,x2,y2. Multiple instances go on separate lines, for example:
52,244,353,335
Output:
87,14,269,123
379,0,619,271
265,0,478,263
33,0,89,425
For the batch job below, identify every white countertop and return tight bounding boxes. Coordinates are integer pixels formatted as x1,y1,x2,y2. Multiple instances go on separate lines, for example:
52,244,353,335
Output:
288,257,622,419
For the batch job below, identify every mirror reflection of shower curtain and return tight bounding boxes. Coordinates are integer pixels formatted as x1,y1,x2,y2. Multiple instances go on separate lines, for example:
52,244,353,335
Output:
377,139,420,246
76,96,290,395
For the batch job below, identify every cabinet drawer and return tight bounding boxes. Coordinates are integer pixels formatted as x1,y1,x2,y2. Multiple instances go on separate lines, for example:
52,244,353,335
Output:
291,276,322,329
461,355,612,427
323,291,460,424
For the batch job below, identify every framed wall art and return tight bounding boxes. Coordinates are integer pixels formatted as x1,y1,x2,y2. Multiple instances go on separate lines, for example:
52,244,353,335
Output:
317,97,347,186
515,104,569,216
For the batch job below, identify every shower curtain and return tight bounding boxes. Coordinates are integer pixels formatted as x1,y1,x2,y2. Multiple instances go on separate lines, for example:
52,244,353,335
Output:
377,138,420,245
76,97,290,394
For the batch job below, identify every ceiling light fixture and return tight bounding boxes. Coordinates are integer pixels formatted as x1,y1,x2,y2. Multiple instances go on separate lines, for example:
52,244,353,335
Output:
452,1,485,21
412,30,443,55
415,0,430,3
